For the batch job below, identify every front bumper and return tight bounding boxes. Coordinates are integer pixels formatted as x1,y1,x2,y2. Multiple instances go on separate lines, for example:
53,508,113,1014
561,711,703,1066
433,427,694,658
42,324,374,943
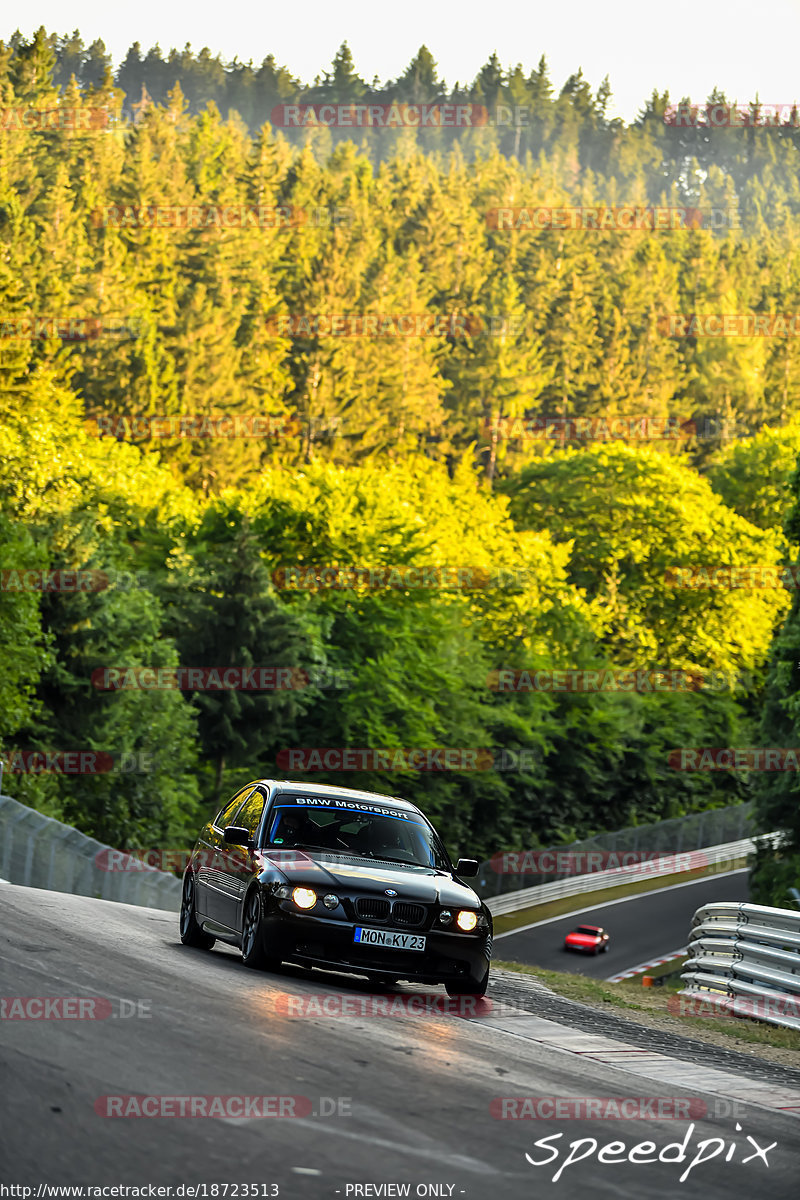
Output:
262,908,491,983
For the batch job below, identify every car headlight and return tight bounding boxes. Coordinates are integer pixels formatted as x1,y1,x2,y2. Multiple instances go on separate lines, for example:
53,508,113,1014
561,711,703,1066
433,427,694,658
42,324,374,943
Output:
275,885,292,899
456,910,478,932
438,910,453,926
292,887,317,910
322,893,339,909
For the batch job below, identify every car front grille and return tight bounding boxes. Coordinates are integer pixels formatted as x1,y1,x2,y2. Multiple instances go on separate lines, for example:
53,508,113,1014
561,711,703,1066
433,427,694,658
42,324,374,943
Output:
356,897,391,921
391,902,426,927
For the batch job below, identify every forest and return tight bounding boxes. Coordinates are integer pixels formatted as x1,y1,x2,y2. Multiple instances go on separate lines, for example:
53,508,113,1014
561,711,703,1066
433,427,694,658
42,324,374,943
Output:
1,28,800,900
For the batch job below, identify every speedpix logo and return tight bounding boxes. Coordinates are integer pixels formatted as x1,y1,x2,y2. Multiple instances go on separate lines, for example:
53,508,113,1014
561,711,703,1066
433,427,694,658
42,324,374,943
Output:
522,1122,776,1184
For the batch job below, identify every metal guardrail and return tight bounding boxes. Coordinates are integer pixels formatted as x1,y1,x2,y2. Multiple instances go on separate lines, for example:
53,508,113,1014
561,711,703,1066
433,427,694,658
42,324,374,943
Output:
0,793,181,911
477,801,755,900
680,901,800,1032
486,838,757,918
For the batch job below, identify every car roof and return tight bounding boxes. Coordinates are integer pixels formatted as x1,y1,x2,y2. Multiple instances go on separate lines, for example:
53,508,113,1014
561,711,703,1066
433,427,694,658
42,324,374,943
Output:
574,925,603,932
252,779,423,816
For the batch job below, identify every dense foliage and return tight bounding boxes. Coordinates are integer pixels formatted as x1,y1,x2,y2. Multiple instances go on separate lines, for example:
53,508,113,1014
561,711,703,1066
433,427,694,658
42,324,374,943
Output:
1,31,798,893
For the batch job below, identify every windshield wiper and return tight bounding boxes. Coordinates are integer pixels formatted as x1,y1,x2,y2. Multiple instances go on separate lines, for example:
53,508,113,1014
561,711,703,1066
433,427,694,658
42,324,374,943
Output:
365,855,430,868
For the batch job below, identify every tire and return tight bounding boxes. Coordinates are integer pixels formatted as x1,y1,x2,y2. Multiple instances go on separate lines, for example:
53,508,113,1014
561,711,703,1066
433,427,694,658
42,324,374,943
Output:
179,872,215,949
445,965,489,997
603,943,610,953
241,889,280,971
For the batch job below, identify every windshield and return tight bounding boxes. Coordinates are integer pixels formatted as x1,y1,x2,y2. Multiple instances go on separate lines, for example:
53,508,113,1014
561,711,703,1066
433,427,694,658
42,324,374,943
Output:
576,926,601,935
263,798,450,869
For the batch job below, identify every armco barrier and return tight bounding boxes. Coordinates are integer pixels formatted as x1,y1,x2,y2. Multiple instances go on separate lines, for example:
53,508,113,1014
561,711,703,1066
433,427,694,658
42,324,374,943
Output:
680,901,800,1032
478,801,754,900
485,837,758,918
0,793,181,911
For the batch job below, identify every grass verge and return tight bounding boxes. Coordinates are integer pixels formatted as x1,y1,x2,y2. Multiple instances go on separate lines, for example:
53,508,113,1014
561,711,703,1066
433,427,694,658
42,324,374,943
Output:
495,958,800,1055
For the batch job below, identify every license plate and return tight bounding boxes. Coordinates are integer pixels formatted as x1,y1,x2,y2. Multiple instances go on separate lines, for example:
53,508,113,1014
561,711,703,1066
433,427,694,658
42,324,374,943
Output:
354,927,426,952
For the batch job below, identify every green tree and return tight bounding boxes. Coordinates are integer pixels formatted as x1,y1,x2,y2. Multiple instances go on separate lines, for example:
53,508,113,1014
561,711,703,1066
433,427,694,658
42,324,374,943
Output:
501,442,788,674
161,505,325,805
751,450,800,901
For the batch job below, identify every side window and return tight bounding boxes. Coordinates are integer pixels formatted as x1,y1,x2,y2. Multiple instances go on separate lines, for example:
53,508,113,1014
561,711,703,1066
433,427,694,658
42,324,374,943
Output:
215,787,254,830
237,791,266,840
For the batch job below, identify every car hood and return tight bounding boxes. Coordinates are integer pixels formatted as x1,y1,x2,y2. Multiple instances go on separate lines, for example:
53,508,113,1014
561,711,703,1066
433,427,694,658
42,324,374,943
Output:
566,932,600,945
256,849,479,906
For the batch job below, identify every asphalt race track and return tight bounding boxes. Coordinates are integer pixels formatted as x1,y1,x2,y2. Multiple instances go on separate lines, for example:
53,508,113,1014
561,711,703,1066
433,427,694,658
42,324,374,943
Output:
1,878,797,1200
496,872,751,978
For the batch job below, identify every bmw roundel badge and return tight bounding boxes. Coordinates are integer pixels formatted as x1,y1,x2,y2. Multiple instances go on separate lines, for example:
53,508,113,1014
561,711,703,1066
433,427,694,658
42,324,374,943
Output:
384,888,398,896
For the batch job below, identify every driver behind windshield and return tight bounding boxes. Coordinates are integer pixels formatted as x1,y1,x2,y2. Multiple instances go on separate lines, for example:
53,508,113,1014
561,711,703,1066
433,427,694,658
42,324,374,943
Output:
269,805,441,866
272,809,314,847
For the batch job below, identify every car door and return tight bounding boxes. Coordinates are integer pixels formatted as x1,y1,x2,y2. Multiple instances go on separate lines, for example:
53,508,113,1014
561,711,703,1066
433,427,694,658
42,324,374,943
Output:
199,786,255,924
214,786,267,932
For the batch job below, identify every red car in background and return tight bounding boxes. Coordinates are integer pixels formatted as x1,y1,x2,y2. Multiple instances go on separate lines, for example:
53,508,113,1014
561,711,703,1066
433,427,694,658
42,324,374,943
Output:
564,924,610,955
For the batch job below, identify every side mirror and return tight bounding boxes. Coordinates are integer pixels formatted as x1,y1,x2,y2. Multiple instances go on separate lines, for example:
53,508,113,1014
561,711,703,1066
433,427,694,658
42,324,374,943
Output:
223,825,251,846
456,858,479,878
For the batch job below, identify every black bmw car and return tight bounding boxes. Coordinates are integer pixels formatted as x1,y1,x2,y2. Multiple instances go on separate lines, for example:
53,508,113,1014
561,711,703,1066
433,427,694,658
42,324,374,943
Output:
180,779,492,994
